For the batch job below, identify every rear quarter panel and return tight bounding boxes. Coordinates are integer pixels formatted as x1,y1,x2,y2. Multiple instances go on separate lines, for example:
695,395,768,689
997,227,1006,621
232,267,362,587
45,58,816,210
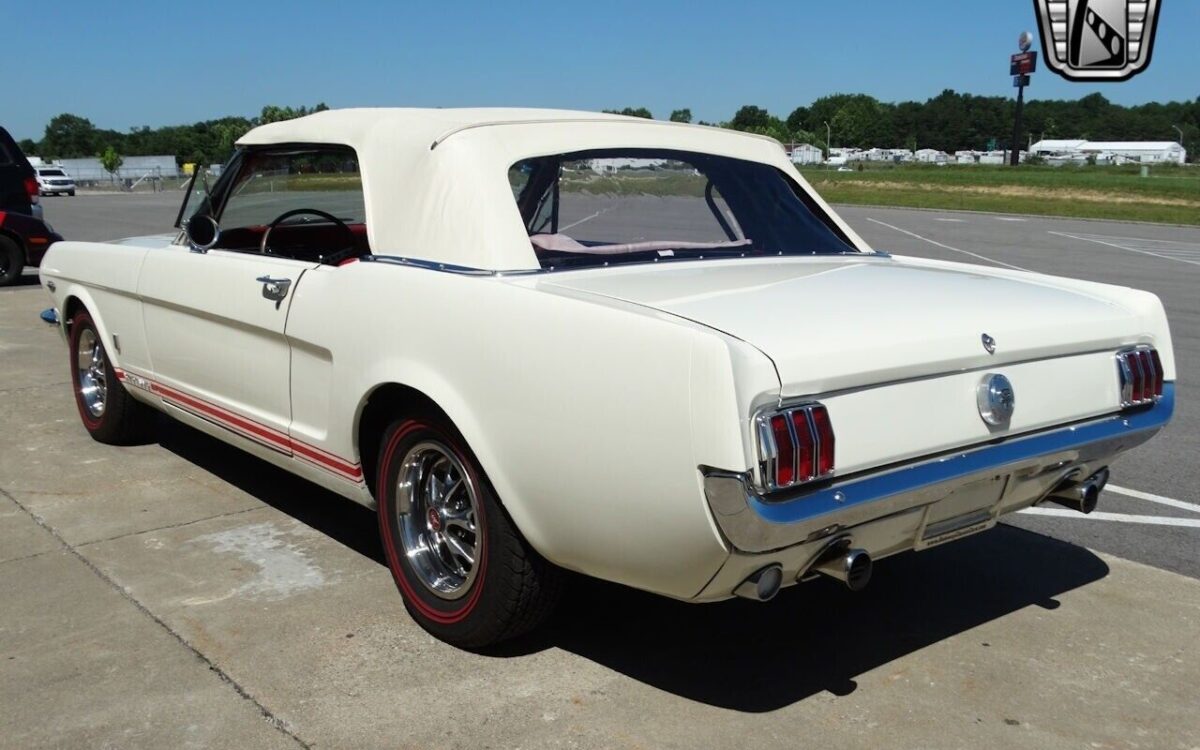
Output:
285,262,781,598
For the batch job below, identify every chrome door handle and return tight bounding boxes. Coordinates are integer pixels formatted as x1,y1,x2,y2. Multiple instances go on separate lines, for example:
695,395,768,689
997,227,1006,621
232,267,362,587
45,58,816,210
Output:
256,275,292,302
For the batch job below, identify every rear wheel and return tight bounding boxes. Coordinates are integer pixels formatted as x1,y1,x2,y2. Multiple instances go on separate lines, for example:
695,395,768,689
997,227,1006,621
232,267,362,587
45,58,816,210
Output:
69,310,155,444
376,413,561,648
0,236,22,286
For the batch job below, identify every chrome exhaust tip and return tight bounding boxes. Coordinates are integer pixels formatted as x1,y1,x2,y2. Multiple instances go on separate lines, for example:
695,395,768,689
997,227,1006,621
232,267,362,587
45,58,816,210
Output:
1045,467,1109,514
814,547,873,592
733,564,783,601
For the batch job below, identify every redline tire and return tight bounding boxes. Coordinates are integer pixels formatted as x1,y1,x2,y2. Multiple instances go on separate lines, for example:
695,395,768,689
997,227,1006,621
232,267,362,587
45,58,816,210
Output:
68,310,154,444
376,414,561,648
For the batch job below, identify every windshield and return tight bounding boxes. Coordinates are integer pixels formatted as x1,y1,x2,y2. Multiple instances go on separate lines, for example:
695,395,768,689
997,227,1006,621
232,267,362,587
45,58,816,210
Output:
221,147,365,228
39,169,66,177
510,149,856,270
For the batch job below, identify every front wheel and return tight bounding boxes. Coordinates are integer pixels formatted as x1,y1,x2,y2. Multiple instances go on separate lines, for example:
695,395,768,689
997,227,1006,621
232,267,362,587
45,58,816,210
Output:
376,414,561,648
69,310,155,444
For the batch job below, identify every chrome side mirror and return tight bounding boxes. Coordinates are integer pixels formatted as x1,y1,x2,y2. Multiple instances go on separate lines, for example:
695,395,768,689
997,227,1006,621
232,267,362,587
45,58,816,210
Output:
185,214,220,253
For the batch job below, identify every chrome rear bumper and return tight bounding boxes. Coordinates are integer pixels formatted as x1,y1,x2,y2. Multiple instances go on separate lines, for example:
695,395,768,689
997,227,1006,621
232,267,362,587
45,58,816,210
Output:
702,384,1175,554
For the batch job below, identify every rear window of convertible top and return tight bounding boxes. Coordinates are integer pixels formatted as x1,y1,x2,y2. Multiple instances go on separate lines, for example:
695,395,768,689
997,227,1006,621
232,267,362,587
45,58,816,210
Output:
508,148,856,270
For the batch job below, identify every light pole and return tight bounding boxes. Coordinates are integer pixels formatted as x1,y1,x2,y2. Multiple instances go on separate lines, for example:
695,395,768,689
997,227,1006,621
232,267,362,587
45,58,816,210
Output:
824,121,832,160
1009,31,1036,166
1172,125,1185,162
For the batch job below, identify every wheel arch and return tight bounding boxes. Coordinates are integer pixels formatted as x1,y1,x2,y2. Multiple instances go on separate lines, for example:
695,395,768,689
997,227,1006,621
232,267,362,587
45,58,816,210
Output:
62,293,86,330
0,228,27,261
58,288,121,370
350,376,557,559
355,381,451,499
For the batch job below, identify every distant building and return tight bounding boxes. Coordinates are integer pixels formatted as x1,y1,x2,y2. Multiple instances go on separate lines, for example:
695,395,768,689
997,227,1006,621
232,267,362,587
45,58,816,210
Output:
1029,139,1186,164
915,148,949,164
786,143,823,165
824,147,858,166
58,155,180,182
588,157,667,173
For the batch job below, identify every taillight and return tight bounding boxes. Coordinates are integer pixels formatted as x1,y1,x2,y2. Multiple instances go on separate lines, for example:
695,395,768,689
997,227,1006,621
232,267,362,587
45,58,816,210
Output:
758,403,835,491
1117,346,1163,407
1149,349,1164,397
24,176,38,198
768,415,794,487
809,406,835,476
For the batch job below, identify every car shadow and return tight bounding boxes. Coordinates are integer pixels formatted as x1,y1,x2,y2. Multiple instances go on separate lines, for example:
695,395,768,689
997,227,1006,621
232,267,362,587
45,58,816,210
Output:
156,415,1109,713
155,416,385,565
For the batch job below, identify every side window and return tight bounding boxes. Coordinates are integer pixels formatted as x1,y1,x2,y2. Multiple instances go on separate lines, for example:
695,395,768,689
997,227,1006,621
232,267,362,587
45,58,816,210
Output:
220,147,365,231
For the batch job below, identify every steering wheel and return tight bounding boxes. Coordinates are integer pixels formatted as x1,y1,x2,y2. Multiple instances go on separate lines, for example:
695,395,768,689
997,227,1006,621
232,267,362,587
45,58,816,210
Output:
259,208,357,261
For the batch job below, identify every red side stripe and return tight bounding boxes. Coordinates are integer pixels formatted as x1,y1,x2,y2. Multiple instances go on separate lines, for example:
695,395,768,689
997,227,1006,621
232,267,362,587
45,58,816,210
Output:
123,371,363,483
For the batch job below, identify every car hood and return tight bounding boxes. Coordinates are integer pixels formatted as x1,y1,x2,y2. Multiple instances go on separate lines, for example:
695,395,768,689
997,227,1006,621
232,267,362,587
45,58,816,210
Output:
538,255,1150,396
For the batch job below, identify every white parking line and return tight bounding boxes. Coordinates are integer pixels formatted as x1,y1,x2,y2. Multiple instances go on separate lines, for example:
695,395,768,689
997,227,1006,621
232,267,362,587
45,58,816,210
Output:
1018,507,1200,528
994,217,1026,222
1049,231,1200,268
1080,235,1200,246
866,218,1030,271
560,207,613,231
1107,484,1200,514
934,218,965,223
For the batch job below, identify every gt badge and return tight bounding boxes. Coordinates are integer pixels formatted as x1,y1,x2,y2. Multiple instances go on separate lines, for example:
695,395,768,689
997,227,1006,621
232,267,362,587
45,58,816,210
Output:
1033,0,1162,81
978,374,1016,426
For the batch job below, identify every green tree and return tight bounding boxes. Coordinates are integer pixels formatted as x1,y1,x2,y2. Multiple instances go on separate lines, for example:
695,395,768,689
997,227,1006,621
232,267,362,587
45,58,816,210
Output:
603,107,653,119
257,102,330,125
785,106,810,135
730,105,771,132
41,114,100,158
98,145,124,184
17,138,36,155
669,108,692,123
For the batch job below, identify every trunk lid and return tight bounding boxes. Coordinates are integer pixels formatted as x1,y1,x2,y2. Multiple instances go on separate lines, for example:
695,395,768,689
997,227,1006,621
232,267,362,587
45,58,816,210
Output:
540,256,1141,396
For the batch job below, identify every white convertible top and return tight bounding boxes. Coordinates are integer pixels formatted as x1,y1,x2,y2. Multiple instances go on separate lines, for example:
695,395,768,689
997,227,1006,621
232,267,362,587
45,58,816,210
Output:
236,108,866,270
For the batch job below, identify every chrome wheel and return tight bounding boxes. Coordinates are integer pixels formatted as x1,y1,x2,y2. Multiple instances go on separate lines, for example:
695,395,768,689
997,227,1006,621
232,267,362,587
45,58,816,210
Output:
394,441,482,599
76,328,107,418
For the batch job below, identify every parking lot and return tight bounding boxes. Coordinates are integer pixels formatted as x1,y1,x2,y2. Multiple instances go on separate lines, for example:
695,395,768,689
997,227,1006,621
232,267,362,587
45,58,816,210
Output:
3,193,1199,748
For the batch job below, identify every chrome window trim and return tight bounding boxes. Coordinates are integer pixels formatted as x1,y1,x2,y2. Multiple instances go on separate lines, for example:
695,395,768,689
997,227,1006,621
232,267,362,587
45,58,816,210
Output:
368,251,889,278
367,255,541,277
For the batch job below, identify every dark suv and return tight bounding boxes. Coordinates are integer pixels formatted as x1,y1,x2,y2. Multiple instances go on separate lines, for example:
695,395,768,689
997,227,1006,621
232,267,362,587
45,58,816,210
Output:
1,126,63,286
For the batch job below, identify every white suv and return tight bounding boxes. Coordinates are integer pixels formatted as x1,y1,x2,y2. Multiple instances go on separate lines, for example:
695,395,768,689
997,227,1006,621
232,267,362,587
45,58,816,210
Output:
35,167,75,196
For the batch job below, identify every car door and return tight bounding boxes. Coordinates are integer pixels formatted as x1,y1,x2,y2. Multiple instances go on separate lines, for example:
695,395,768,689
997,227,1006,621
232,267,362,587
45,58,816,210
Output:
138,144,367,455
138,246,312,452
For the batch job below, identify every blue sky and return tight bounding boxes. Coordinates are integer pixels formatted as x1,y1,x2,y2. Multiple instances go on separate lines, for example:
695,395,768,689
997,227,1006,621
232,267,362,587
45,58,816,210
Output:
8,0,1197,141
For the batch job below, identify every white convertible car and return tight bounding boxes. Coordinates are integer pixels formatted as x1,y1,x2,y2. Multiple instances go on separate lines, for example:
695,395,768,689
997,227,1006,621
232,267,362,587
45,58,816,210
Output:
40,109,1174,647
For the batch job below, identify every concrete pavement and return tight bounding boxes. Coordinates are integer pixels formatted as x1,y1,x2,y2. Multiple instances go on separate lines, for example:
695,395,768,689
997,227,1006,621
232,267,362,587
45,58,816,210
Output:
4,197,1200,746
